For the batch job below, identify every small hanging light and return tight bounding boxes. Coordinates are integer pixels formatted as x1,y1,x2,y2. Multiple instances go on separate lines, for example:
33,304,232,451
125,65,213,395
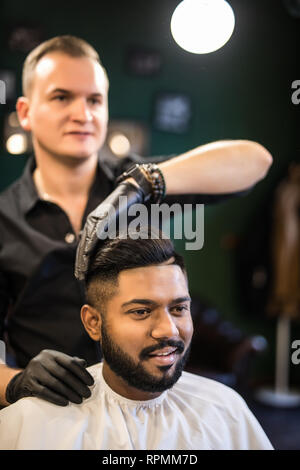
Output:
171,0,235,54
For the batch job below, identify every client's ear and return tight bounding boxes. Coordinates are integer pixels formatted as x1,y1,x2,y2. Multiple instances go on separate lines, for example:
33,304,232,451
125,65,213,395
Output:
81,304,102,341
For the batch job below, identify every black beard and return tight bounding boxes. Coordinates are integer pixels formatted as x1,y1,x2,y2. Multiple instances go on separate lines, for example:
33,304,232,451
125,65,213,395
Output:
100,320,191,394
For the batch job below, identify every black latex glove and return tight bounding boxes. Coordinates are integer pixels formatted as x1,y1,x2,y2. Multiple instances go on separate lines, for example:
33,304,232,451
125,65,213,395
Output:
5,349,94,406
75,180,145,281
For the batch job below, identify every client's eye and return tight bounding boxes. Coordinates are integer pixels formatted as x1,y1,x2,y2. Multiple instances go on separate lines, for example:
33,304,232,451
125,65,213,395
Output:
129,308,151,318
134,309,149,315
171,305,189,316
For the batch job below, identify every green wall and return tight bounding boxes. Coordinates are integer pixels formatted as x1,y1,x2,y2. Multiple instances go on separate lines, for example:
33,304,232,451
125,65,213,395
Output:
0,0,299,384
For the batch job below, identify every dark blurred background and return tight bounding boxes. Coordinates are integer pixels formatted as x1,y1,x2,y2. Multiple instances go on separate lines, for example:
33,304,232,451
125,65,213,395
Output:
0,0,299,448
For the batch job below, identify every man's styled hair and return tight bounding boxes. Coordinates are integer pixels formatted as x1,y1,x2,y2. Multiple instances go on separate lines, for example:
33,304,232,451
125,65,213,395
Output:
22,34,108,97
85,228,186,313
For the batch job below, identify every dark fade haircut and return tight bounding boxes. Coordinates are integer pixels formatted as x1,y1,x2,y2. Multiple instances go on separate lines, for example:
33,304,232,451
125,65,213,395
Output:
22,34,109,97
85,228,186,315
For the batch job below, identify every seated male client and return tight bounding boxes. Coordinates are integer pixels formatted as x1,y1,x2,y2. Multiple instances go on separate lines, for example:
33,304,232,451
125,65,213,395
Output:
0,231,273,450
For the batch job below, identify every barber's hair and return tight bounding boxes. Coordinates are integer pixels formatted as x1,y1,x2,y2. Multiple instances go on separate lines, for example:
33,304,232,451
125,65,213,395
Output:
85,228,186,313
22,35,108,96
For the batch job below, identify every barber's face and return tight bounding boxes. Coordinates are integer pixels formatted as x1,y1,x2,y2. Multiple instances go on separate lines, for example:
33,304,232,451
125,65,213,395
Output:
17,52,108,161
82,263,193,400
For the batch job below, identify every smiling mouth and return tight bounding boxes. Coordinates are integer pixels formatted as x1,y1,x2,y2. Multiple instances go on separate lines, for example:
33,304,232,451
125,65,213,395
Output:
148,347,178,357
146,347,180,366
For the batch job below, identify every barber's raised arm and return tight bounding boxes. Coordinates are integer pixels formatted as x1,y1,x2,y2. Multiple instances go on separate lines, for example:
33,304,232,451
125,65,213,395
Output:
75,141,273,283
157,140,273,195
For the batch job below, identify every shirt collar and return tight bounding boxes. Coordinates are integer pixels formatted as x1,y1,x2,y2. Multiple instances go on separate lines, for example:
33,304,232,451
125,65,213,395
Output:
18,153,113,216
18,155,40,215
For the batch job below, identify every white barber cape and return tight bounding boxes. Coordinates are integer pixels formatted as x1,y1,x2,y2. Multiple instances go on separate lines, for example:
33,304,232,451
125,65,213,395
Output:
0,362,273,450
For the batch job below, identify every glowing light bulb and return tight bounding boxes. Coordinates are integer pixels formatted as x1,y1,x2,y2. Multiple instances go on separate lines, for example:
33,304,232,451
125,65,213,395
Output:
108,133,131,157
6,133,28,154
171,0,235,54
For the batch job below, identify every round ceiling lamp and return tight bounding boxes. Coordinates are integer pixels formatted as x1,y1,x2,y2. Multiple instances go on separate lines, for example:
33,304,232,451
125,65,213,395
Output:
171,0,235,54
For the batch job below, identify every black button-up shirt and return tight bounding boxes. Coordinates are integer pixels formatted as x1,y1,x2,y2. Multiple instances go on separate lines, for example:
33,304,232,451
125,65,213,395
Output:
0,153,245,367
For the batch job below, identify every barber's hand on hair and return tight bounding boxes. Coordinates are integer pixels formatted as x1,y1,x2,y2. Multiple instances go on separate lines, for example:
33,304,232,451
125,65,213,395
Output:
5,349,94,406
75,178,148,282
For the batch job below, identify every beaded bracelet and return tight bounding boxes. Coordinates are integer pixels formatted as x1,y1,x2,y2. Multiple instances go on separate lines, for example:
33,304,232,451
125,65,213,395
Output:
116,163,166,204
